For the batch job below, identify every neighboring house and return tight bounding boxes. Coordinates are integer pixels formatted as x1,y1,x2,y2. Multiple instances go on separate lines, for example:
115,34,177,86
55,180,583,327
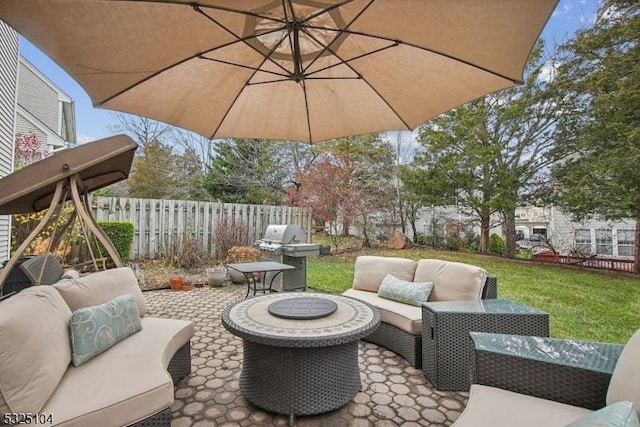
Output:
16,57,76,152
0,22,77,261
0,21,19,261
412,205,636,260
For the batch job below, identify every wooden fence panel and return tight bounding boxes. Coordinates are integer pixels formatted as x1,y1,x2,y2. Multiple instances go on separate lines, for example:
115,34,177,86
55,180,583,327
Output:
90,196,312,260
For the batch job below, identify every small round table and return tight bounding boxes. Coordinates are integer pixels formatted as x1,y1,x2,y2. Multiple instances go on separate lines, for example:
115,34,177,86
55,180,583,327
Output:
222,292,380,421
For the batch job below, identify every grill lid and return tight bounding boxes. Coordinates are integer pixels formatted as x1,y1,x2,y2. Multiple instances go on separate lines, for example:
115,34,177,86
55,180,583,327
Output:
261,224,306,245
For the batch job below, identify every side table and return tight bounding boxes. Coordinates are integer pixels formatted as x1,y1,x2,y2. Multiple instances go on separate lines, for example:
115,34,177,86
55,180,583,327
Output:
421,298,549,391
469,332,624,409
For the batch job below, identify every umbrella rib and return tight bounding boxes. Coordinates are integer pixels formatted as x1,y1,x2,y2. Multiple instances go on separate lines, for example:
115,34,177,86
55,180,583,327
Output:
137,0,284,24
302,37,398,78
95,25,288,105
300,27,412,130
302,0,375,76
208,42,284,140
305,25,521,84
199,57,290,78
193,5,293,77
303,0,356,23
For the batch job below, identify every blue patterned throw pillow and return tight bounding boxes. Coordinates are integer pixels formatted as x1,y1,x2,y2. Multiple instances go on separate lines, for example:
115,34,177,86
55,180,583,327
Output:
565,401,640,427
69,294,142,366
377,274,433,306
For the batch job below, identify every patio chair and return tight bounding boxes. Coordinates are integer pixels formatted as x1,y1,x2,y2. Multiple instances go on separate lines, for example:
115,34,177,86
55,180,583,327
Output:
452,329,640,426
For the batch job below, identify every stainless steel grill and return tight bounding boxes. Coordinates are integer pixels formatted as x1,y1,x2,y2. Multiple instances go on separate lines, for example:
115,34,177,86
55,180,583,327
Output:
257,224,319,291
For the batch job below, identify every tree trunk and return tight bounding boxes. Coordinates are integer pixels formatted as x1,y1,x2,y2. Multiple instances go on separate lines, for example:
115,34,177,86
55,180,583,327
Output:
503,211,517,258
634,221,640,275
361,214,371,248
479,212,490,254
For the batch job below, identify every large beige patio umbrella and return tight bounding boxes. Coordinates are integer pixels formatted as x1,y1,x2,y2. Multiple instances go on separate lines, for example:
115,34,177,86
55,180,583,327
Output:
0,0,557,143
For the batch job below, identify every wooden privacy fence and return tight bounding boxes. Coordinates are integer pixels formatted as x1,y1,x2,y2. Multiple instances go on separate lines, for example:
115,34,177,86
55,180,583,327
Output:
89,196,312,260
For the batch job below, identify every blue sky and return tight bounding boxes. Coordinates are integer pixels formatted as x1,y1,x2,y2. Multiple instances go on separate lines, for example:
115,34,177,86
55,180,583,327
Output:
18,0,599,144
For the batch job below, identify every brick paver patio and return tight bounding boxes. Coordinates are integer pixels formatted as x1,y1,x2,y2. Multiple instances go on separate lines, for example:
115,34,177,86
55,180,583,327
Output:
145,285,468,426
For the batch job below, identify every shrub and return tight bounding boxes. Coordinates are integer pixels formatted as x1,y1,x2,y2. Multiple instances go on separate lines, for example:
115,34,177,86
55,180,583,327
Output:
489,233,506,256
92,221,134,265
213,217,252,259
224,246,261,264
164,232,211,269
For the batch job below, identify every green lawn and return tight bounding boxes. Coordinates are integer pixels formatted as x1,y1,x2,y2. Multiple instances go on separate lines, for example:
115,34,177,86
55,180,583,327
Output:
307,247,640,344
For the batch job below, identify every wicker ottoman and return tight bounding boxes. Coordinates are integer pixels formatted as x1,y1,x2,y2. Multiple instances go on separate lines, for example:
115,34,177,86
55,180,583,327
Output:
222,293,380,421
422,299,549,391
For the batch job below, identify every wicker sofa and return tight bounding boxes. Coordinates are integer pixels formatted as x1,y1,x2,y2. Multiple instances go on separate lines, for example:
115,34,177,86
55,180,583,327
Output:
0,266,194,427
452,329,640,426
342,256,496,367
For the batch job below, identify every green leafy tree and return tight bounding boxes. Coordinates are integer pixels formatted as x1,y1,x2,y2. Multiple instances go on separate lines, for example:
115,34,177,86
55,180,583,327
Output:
407,42,570,256
551,0,640,273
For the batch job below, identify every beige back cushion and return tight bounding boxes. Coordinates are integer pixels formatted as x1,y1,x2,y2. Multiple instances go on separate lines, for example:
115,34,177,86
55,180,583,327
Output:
53,267,147,316
0,286,71,413
607,328,640,412
414,259,487,302
353,256,417,292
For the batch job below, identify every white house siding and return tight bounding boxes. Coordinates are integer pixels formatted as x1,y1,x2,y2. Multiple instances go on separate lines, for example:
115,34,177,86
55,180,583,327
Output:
0,21,19,261
17,60,59,133
548,209,637,259
16,59,75,151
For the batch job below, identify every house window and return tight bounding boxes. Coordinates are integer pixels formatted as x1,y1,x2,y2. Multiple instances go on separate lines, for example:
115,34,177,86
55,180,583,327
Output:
617,229,635,257
595,229,613,256
575,229,592,255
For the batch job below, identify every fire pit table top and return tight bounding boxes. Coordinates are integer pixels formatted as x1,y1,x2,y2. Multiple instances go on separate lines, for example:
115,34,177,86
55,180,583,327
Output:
222,292,379,347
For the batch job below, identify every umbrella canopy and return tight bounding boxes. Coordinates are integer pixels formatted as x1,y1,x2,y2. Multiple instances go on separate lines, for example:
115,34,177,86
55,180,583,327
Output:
0,0,558,143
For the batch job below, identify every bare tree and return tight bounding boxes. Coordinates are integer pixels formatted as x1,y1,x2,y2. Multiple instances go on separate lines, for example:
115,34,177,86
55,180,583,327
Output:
108,113,171,148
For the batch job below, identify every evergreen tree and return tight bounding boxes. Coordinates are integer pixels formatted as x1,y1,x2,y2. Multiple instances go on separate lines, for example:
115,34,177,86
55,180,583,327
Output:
552,0,640,272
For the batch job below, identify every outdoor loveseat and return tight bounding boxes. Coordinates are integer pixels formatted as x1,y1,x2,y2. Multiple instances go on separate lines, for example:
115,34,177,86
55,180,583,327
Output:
452,329,640,426
0,263,194,427
342,256,496,367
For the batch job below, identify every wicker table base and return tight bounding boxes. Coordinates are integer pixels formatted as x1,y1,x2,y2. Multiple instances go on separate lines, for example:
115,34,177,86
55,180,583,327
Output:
422,299,549,391
222,293,380,420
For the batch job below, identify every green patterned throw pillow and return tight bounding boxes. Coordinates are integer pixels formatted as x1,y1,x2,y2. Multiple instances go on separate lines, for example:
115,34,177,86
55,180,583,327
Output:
377,274,433,306
565,401,640,427
69,294,142,366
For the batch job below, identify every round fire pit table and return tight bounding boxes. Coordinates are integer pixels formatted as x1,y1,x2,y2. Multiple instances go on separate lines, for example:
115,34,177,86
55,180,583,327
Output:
222,292,380,422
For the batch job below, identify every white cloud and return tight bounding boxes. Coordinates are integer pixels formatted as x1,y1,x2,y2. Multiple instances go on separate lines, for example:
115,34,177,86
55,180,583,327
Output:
76,133,98,145
539,60,560,83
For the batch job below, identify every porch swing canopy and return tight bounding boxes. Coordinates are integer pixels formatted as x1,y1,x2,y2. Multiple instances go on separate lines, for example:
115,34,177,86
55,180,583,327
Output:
0,134,137,215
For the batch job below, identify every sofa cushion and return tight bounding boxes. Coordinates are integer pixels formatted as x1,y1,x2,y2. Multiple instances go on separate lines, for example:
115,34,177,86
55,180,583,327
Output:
452,385,591,427
69,294,142,366
41,316,194,427
608,329,640,412
565,401,639,427
377,274,433,306
414,259,487,302
343,288,422,335
0,286,72,414
353,256,417,292
53,267,147,316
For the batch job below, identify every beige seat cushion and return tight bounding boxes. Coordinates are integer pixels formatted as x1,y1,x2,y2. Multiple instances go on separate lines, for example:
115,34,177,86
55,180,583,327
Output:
352,256,417,292
41,316,194,427
414,259,487,302
53,267,147,316
607,328,640,412
343,289,422,335
0,286,71,413
452,385,591,427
